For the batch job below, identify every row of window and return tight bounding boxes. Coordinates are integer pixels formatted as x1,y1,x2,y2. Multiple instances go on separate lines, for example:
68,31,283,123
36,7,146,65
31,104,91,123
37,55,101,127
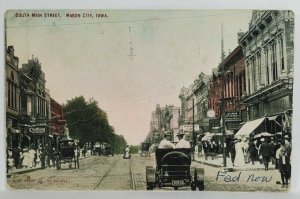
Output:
246,35,285,94
224,71,246,99
7,81,18,110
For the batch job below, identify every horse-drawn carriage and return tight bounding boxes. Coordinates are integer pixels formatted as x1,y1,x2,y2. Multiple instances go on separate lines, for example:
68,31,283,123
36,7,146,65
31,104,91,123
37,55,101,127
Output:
140,142,151,157
146,148,204,191
102,144,114,156
55,139,79,170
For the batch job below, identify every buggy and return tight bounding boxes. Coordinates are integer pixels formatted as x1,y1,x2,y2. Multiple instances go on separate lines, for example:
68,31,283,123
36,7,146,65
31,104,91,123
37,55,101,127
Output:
140,142,151,157
102,144,114,156
146,148,204,191
55,139,79,170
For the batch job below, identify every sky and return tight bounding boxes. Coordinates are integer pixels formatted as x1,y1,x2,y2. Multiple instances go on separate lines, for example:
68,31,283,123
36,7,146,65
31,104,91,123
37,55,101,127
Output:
6,10,252,145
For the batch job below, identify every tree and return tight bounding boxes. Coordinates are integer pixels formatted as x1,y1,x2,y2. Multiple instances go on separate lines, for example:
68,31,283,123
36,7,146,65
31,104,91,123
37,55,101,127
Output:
63,96,127,153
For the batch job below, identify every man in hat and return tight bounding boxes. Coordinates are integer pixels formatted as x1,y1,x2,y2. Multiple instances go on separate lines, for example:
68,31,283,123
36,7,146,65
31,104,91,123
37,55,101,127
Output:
259,137,273,170
158,134,175,149
175,132,191,149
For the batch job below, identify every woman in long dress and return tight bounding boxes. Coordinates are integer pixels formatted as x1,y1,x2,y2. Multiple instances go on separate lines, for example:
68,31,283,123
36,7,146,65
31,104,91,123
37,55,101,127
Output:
234,139,245,167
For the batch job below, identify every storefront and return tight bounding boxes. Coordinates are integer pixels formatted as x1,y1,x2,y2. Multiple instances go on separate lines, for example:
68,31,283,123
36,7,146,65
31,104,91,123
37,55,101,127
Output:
20,123,48,149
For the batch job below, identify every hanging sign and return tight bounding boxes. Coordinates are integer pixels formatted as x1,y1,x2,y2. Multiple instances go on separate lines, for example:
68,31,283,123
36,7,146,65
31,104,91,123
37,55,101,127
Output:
29,127,45,134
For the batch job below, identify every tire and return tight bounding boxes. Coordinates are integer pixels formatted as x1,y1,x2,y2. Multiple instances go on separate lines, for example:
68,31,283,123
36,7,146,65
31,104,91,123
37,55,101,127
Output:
198,181,205,191
77,157,80,169
191,184,196,191
56,159,60,170
146,183,154,190
173,187,178,190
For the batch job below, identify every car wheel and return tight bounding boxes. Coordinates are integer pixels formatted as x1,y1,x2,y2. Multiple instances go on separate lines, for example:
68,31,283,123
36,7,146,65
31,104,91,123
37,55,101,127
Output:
198,181,205,191
191,184,196,191
146,183,154,190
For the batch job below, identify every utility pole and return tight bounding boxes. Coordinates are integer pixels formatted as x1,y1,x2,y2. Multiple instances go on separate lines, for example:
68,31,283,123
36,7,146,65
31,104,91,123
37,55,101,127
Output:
192,98,195,161
221,23,227,167
221,78,227,167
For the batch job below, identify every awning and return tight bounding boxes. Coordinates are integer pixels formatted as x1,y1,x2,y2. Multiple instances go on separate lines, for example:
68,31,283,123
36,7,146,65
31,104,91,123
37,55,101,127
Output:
201,133,215,141
234,118,265,138
268,115,278,121
268,115,282,126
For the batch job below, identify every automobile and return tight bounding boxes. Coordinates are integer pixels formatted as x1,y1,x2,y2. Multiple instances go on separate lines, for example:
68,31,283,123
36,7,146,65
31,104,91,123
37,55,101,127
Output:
102,145,114,156
146,148,204,191
55,139,79,170
140,142,151,157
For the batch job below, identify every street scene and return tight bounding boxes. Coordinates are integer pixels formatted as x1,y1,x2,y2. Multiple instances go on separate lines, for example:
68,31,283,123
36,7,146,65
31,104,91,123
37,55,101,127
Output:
5,10,294,192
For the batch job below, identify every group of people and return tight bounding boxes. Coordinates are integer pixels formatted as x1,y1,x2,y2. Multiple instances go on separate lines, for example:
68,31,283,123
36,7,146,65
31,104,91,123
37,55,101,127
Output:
7,144,62,173
228,136,291,188
158,132,191,149
7,146,44,172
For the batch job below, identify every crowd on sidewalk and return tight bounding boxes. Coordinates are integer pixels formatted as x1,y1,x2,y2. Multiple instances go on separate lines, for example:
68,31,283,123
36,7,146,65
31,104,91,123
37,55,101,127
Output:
194,135,292,188
6,144,91,174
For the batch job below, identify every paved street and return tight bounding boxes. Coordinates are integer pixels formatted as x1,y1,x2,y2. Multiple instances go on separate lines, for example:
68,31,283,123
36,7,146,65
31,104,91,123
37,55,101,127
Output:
7,154,288,192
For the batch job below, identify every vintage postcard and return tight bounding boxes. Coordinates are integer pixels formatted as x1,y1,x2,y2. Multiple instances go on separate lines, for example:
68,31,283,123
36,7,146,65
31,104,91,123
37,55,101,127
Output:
4,9,294,192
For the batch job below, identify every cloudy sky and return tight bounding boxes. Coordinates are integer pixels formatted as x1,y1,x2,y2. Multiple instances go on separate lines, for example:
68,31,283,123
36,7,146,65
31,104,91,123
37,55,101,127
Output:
6,10,252,145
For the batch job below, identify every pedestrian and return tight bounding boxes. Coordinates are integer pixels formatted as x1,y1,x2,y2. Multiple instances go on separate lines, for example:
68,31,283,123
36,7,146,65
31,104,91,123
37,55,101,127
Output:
243,138,250,164
248,140,257,165
197,142,203,158
258,138,273,170
228,139,236,166
12,147,20,169
234,139,245,167
276,141,291,188
203,141,209,160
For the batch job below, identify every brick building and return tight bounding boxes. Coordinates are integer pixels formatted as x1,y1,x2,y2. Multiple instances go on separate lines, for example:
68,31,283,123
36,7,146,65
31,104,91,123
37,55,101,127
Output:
49,98,66,141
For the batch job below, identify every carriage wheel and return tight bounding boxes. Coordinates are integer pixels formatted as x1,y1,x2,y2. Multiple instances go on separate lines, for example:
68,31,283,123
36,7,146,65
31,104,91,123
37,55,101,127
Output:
191,183,197,191
76,156,80,169
56,159,61,170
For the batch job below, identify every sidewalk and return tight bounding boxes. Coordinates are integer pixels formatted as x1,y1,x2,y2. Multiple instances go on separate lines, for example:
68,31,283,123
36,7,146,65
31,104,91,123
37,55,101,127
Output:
7,155,90,177
193,154,276,171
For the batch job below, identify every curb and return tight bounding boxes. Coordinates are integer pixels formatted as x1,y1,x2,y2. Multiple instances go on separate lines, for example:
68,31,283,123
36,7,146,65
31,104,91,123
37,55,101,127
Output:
193,159,276,171
7,166,46,177
7,156,90,177
193,160,223,168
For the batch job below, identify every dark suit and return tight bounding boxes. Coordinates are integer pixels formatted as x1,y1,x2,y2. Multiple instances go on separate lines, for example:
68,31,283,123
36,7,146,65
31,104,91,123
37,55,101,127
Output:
259,142,273,170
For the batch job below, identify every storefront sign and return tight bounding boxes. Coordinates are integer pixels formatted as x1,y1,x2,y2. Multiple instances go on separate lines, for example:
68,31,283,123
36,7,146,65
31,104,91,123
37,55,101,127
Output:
226,121,241,130
29,127,45,134
209,118,220,127
179,124,200,132
225,112,241,122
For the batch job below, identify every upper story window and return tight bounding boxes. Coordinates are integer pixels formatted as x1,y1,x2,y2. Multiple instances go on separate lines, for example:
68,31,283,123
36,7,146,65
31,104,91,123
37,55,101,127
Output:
279,36,285,71
271,41,278,81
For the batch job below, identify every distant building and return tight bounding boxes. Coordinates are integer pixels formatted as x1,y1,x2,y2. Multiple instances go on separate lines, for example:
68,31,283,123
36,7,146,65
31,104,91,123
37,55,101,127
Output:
178,73,209,141
148,104,180,143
